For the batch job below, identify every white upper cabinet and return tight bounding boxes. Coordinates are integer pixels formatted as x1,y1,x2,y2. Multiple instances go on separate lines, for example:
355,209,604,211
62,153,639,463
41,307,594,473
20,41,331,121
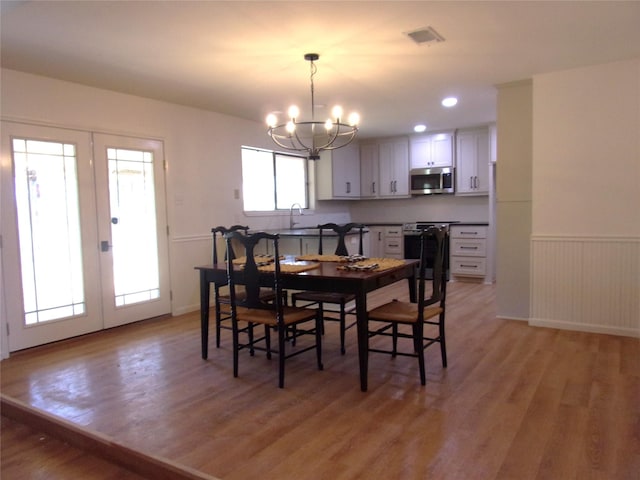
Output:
410,131,455,169
378,137,409,197
359,142,379,198
360,137,409,199
455,127,490,195
316,143,361,199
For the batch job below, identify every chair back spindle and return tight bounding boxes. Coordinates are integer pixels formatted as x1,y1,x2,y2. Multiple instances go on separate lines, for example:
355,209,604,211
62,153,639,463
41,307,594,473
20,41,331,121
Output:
225,231,283,314
212,225,249,264
417,226,447,320
317,222,365,256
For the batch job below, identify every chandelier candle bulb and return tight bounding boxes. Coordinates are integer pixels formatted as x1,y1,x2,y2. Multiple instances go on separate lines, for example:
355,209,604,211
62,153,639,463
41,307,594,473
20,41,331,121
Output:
288,105,300,120
332,105,343,120
266,53,359,160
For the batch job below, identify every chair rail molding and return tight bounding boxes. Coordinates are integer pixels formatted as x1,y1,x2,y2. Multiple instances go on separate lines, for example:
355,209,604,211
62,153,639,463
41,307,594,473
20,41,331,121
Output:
530,234,640,338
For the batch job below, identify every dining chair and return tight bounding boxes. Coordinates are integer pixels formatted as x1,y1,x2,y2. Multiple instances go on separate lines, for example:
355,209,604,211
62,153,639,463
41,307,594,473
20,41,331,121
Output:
211,225,249,348
366,225,448,386
291,222,365,354
212,225,284,348
224,231,323,388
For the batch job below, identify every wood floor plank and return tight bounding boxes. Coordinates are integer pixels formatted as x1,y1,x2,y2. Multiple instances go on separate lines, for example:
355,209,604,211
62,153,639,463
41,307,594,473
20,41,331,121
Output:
1,281,638,480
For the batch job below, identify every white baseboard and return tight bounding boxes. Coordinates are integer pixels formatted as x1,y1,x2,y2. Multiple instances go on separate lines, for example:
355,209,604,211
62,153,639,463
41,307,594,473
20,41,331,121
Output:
529,317,639,338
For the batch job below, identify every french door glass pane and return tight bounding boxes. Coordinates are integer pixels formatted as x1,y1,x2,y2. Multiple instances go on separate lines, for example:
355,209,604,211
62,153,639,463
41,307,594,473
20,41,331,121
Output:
12,138,85,325
107,148,160,306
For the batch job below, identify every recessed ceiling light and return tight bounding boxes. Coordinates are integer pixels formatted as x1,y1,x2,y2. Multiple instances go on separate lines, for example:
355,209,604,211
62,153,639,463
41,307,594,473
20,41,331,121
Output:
414,124,427,133
442,97,458,107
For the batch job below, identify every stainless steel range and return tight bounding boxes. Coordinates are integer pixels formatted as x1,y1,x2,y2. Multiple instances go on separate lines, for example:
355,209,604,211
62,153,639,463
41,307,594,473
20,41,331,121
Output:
402,222,455,276
402,222,454,236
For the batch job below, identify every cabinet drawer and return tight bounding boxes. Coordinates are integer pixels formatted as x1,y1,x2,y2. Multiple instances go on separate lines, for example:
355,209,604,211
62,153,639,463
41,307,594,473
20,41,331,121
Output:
384,226,403,237
451,257,486,276
384,238,403,255
450,225,487,239
451,238,486,257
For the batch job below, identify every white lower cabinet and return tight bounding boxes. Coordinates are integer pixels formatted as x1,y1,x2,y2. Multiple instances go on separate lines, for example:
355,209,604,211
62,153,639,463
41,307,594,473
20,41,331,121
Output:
383,226,403,259
366,226,403,258
450,225,488,279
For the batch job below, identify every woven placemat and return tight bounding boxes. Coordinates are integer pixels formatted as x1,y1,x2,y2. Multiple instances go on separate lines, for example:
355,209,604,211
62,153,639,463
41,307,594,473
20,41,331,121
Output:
295,254,342,262
232,255,280,267
259,261,320,273
336,257,405,272
295,254,368,263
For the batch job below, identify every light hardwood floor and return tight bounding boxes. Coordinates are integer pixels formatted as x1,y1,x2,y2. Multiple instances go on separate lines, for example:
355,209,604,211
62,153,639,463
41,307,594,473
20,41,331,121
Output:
1,281,638,479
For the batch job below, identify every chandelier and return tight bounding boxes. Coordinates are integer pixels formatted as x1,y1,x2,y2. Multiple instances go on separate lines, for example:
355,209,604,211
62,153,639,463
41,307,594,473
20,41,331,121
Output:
266,53,360,160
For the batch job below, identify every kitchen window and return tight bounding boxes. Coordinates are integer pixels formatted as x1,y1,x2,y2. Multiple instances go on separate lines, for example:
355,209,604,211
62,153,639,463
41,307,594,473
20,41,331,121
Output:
241,147,308,212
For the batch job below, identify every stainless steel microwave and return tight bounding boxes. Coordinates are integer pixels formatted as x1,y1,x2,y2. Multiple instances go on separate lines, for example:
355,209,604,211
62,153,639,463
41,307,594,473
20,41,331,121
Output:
410,167,454,194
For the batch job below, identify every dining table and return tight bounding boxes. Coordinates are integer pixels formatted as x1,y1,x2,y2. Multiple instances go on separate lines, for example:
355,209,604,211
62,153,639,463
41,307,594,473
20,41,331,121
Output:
195,256,418,392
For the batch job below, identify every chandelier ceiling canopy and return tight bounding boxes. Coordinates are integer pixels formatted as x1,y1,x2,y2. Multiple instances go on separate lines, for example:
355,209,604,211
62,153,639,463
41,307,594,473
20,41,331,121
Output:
266,53,360,160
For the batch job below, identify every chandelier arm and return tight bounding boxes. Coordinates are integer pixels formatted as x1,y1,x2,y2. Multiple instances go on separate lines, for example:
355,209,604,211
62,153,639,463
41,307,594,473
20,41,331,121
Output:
268,128,311,153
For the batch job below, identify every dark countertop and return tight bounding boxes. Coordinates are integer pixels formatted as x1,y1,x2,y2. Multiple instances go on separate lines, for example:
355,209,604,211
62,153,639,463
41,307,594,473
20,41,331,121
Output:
263,228,365,237
362,223,404,227
452,222,489,226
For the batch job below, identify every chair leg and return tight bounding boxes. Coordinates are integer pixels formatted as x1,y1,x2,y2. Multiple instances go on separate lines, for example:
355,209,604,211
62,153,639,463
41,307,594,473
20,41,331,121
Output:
439,313,447,368
278,323,286,388
414,323,426,386
339,302,346,355
265,325,272,360
315,312,324,371
318,303,325,335
232,319,239,378
214,296,222,348
248,323,255,356
392,323,398,357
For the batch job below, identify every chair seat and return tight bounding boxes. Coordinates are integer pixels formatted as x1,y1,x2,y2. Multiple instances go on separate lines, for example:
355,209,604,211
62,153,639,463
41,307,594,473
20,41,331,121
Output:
368,300,443,324
235,305,318,327
219,288,276,304
292,291,355,304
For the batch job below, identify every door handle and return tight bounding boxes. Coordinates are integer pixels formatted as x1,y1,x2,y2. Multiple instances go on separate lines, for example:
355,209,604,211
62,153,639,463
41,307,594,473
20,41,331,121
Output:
100,240,112,252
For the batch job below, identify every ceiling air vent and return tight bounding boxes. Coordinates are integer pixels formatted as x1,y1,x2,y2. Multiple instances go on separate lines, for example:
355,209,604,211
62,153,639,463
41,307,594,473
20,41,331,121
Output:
406,26,445,45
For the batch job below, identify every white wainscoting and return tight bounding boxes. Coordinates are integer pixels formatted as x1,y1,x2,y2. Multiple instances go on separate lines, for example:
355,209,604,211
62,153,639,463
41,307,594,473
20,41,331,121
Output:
171,234,213,316
531,235,640,337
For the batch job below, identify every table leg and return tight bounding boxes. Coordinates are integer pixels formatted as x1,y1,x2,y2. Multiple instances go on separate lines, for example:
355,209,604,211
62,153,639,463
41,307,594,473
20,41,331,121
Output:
200,270,210,359
355,288,369,392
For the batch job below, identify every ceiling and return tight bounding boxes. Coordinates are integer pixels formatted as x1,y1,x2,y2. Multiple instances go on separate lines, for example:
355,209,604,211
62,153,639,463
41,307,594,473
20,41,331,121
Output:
2,1,640,139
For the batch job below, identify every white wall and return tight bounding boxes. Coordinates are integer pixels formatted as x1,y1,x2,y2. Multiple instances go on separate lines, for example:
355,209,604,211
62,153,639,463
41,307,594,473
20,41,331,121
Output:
533,59,640,236
529,59,639,336
348,194,489,224
496,80,533,321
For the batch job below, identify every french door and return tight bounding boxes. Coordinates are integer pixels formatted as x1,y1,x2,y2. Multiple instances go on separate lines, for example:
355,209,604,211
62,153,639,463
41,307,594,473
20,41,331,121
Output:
1,122,171,351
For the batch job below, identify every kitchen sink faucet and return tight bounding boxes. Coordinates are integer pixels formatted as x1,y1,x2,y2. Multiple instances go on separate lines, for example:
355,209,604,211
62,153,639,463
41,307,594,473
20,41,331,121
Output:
289,203,303,230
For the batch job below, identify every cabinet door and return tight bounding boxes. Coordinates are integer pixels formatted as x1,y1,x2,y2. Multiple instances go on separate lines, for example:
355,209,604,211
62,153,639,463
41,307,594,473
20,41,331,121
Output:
474,133,490,193
316,144,360,199
378,141,395,196
367,227,384,258
430,132,454,167
410,136,432,169
392,140,409,195
379,139,409,197
332,143,360,197
278,237,303,256
456,129,489,195
359,142,379,198
410,132,453,168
